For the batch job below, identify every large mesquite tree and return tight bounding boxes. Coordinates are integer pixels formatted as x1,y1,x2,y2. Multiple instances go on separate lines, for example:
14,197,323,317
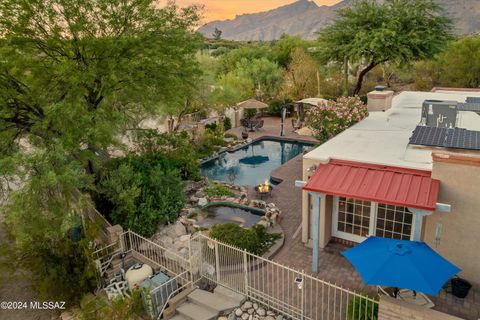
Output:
0,0,201,301
318,0,451,95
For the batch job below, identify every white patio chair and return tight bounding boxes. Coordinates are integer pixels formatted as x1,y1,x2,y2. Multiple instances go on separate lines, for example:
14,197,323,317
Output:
397,289,435,308
377,286,434,308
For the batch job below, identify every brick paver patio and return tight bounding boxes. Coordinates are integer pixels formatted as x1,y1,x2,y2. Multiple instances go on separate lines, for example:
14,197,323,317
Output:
240,117,480,320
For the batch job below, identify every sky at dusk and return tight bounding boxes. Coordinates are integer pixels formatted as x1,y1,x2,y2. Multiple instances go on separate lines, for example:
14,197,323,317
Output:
161,0,342,23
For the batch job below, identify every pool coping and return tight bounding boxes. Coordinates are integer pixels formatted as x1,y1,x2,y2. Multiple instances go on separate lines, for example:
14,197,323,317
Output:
199,135,316,166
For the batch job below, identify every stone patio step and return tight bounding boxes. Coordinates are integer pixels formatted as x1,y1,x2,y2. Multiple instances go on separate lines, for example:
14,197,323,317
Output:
188,289,241,312
169,315,188,320
214,285,245,305
177,302,217,320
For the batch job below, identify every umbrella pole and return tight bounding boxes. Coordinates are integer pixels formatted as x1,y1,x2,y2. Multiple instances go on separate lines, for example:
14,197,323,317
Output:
394,287,399,298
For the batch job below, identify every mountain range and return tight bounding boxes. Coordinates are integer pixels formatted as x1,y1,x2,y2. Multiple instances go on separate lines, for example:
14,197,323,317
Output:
198,0,480,41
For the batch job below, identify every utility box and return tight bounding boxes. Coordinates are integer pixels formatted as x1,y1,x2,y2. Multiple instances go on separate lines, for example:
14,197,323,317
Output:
421,100,458,128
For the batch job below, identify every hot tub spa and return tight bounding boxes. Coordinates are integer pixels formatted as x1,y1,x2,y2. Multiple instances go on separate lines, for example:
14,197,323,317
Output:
192,202,265,229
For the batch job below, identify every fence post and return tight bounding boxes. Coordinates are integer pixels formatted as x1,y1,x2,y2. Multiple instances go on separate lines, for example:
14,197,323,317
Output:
214,241,220,283
301,269,305,320
243,249,248,296
128,229,133,252
188,236,193,286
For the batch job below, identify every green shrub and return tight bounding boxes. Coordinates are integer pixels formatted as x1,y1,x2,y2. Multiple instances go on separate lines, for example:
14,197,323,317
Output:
267,100,292,116
223,117,232,131
203,183,235,198
244,108,257,119
224,132,237,140
347,294,378,320
205,122,218,132
27,237,98,305
209,224,280,255
194,130,227,158
96,154,186,236
134,130,201,180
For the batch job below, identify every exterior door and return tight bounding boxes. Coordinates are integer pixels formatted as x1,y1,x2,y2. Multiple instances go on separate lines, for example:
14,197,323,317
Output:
332,196,415,243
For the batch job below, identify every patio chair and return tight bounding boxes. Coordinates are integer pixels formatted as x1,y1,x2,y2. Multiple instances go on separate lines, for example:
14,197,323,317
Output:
377,286,435,308
292,119,301,131
254,119,264,131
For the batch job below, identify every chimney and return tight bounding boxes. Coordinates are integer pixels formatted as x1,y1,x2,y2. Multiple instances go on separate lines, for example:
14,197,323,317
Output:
367,86,394,112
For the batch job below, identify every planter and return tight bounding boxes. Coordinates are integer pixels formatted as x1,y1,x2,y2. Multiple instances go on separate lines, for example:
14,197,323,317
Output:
451,278,472,298
241,131,249,139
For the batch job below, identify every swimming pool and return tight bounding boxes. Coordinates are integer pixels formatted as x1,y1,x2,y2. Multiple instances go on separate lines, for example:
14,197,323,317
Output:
200,138,313,186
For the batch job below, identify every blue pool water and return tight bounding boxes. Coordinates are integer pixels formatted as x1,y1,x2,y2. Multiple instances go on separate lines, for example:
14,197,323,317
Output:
201,139,313,186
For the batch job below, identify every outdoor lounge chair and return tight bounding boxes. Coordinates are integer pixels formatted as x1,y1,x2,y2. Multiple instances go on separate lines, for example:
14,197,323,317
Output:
377,286,435,308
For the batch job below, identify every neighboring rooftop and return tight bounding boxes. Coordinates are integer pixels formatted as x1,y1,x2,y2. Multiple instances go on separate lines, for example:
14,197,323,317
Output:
304,90,480,171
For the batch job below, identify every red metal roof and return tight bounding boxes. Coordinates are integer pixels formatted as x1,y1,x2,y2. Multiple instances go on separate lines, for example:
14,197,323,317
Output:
303,160,440,211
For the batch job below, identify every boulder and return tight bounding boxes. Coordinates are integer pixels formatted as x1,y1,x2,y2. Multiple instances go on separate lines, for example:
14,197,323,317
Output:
253,303,258,310
235,308,243,317
160,236,174,246
266,311,275,316
198,197,208,206
219,317,228,320
257,308,266,316
228,313,236,320
178,248,188,258
242,301,253,310
250,200,266,209
247,308,254,315
241,313,249,320
174,221,187,236
179,234,190,242
276,315,284,320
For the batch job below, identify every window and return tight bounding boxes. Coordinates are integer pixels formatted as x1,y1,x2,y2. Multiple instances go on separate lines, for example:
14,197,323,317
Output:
337,198,370,237
375,204,413,240
332,197,415,242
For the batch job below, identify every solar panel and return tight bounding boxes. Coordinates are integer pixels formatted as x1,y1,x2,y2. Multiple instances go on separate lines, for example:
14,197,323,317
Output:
466,97,480,104
457,102,480,112
409,126,447,147
409,126,480,150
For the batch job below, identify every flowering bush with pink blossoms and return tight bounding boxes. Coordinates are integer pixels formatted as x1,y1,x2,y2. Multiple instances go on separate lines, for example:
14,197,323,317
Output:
306,96,368,143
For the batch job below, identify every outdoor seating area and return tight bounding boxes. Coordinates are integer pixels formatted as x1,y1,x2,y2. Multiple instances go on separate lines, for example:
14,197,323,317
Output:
240,117,264,132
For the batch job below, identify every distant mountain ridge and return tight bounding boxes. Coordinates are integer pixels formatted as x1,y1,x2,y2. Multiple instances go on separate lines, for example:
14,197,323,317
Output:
198,0,480,41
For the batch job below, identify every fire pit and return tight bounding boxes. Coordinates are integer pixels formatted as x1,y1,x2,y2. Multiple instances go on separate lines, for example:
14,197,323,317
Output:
254,180,272,199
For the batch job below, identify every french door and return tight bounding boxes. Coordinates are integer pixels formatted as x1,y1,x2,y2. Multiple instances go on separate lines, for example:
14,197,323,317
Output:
332,196,415,243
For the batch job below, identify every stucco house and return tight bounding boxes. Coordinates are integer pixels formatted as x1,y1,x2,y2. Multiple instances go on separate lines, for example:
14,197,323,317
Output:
299,89,480,288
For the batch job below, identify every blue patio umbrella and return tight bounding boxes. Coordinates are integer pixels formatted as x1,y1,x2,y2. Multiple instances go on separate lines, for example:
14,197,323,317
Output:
342,237,461,296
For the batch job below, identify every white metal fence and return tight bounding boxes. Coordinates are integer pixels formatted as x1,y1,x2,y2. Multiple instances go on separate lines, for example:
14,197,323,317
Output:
104,230,378,320
122,230,191,277
190,233,378,320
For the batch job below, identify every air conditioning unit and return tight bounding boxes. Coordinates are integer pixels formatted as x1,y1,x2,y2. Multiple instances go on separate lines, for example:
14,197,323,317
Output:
421,100,458,128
